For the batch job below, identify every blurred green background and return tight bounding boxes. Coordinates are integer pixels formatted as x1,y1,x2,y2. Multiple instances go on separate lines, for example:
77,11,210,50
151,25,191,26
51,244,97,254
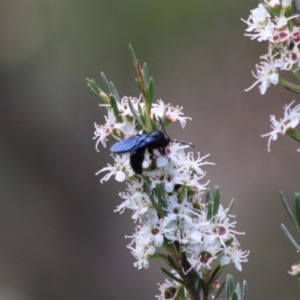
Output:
1,0,300,299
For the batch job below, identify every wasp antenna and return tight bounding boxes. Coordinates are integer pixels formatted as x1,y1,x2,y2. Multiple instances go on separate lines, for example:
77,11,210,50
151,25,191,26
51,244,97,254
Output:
170,140,195,148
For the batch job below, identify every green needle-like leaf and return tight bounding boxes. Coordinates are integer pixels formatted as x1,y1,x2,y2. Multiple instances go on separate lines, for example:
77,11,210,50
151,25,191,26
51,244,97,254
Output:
156,183,167,212
224,237,234,247
242,280,247,300
128,98,144,128
137,104,146,127
86,78,102,100
226,199,234,217
129,43,137,65
213,186,220,217
161,268,186,286
294,193,300,231
207,201,213,221
166,254,178,270
231,291,238,300
235,283,241,299
281,223,300,251
109,81,120,103
286,128,300,143
135,78,143,93
205,189,212,203
143,62,150,87
101,72,112,95
225,275,235,300
209,265,222,285
280,192,296,224
109,95,122,123
146,78,154,108
154,252,168,261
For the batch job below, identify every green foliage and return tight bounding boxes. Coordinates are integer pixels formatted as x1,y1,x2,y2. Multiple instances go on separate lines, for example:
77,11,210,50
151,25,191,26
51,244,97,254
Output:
281,192,300,251
224,275,247,300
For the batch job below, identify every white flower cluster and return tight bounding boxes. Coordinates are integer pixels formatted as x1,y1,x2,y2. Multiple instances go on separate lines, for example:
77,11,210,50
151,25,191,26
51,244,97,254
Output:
94,96,191,151
95,96,249,279
242,0,300,94
262,101,300,150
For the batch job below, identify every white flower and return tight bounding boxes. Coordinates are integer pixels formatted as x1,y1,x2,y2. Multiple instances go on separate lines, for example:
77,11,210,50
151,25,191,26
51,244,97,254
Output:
268,12,298,45
152,100,191,128
242,4,272,41
288,263,300,277
262,101,300,151
96,153,134,182
116,182,151,221
245,50,279,94
126,220,168,269
202,205,245,249
114,119,137,138
273,11,296,29
149,162,183,193
267,0,293,8
156,277,182,300
177,150,214,175
116,96,142,119
278,42,300,71
93,109,117,150
127,240,154,269
220,242,249,271
185,239,223,272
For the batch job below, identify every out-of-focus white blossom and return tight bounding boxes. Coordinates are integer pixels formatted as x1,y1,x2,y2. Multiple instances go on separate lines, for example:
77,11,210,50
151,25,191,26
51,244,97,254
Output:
245,47,280,94
262,101,300,150
243,0,300,94
288,263,300,277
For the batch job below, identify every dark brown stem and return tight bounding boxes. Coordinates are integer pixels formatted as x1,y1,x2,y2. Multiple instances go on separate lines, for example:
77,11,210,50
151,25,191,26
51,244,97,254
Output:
170,242,200,300
202,268,210,300
179,252,200,300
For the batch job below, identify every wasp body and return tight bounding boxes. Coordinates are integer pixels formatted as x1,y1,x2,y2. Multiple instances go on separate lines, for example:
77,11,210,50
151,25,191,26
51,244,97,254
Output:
110,130,170,174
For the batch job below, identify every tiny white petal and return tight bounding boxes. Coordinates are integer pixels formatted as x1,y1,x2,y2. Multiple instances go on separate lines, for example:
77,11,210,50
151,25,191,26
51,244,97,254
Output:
115,171,126,182
189,231,203,243
142,159,150,168
165,182,174,193
235,261,242,271
154,234,164,247
220,256,230,266
148,245,156,255
156,156,168,167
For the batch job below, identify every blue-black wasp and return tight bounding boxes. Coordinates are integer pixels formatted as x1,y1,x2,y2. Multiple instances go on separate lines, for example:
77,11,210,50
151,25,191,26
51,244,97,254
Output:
110,118,194,174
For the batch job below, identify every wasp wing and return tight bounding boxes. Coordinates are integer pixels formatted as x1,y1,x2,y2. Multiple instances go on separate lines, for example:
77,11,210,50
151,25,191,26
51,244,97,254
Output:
110,133,150,154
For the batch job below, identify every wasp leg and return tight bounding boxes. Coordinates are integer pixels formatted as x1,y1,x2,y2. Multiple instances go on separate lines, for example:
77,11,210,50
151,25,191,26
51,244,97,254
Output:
130,148,146,174
159,147,167,156
148,147,154,160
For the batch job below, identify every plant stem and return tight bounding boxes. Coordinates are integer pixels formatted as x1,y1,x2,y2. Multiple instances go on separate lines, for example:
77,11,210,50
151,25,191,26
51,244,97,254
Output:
202,269,211,300
279,77,300,91
167,243,200,300
293,69,300,82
